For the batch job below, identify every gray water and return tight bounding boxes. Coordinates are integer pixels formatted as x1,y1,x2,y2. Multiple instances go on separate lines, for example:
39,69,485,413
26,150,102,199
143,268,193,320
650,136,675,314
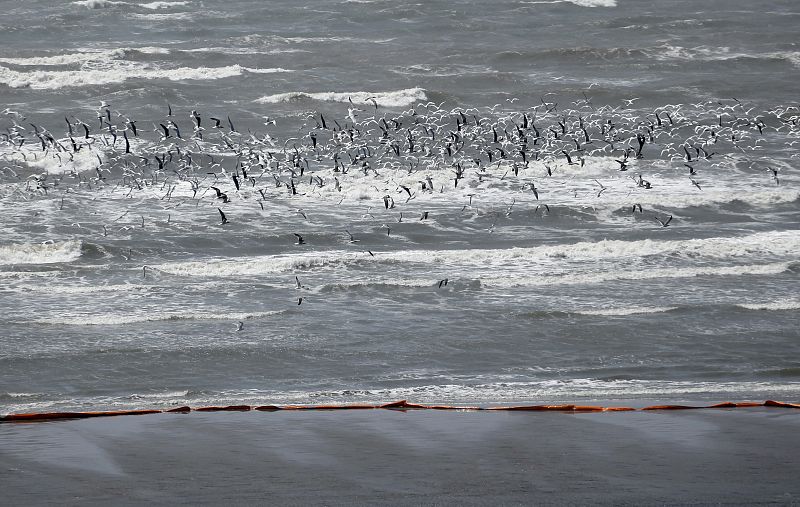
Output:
1,0,799,414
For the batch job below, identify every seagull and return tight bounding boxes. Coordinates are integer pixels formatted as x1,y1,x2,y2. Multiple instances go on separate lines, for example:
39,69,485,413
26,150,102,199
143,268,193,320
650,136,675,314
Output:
345,230,359,243
768,167,779,185
294,233,305,245
655,215,673,228
210,186,229,203
594,179,607,197
217,208,228,225
236,321,244,332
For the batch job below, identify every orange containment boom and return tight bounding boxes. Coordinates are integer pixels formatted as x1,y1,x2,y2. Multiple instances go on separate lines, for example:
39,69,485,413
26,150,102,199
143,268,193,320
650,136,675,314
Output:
1,400,797,424
1,409,161,422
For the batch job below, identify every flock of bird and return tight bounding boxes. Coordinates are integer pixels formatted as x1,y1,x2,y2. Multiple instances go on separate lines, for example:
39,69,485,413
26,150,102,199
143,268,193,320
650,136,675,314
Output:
0,99,795,232
2,97,793,219
1,96,797,322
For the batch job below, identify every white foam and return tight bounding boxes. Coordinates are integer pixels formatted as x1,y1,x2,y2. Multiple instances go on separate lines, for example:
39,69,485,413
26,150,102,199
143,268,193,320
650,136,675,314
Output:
128,390,190,400
181,47,308,55
270,379,799,404
35,309,283,326
574,306,677,316
483,262,791,288
72,0,128,8
128,12,194,20
737,300,800,311
153,230,799,280
133,46,171,54
566,0,616,6
649,45,800,68
0,240,82,265
254,87,427,108
140,0,190,8
375,230,800,267
242,67,294,74
0,63,245,89
0,49,126,66
155,252,357,277
779,51,800,68
15,145,105,174
524,0,616,6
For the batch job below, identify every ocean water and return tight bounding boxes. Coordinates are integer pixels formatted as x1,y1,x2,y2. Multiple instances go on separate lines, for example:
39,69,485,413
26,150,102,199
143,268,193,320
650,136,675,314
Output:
1,0,799,414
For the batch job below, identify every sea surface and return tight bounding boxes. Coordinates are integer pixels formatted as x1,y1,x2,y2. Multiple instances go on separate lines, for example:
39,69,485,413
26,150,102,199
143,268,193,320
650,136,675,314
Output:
1,0,799,414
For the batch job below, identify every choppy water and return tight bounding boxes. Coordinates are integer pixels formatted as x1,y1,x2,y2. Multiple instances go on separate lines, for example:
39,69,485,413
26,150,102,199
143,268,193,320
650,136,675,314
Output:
1,0,799,414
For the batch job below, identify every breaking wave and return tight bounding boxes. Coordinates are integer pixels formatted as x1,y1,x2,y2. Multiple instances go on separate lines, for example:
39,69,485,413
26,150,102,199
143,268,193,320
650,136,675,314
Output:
254,88,427,108
0,240,83,265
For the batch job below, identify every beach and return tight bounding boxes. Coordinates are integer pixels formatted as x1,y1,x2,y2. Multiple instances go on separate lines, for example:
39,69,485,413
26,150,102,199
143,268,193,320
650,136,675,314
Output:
2,406,799,505
2,0,800,503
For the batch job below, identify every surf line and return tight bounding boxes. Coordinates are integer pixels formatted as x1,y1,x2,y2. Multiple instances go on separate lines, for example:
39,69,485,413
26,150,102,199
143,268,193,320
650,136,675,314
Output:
2,400,799,423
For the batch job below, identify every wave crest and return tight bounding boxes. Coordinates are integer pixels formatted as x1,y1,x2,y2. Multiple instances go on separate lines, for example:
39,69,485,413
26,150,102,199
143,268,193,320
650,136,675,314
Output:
0,240,83,265
254,88,427,108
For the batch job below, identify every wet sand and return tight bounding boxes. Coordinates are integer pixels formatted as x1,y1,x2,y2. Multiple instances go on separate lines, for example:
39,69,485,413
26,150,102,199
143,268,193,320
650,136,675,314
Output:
1,407,799,505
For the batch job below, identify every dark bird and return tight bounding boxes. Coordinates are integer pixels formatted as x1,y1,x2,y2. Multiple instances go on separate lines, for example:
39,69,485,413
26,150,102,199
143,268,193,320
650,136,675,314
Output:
655,215,673,228
594,179,607,197
768,167,779,185
190,110,201,128
210,186,229,203
294,233,305,245
217,208,228,225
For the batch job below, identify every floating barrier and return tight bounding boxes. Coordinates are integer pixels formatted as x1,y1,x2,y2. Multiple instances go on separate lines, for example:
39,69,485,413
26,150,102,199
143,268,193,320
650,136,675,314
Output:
1,409,161,423
1,400,797,424
194,405,252,412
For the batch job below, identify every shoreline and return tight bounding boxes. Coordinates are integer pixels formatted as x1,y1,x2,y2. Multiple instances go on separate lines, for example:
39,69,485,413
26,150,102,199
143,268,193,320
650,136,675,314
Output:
2,398,799,423
2,403,799,505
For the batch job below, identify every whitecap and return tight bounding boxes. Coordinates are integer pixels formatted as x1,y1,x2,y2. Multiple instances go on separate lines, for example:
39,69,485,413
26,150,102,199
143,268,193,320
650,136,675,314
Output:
0,240,83,265
0,49,126,66
0,64,245,89
242,67,294,74
254,87,427,108
72,0,128,8
140,1,190,8
33,310,283,326
737,300,800,311
574,306,678,316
